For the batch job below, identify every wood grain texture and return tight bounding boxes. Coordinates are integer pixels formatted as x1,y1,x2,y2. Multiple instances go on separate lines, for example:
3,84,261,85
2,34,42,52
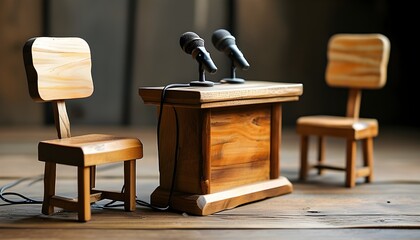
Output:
296,115,378,139
41,162,56,215
209,105,271,192
53,100,71,138
1,229,420,240
1,126,420,238
155,106,179,192
156,107,204,194
270,103,281,179
139,81,303,108
23,37,94,102
124,160,137,211
151,177,292,216
22,36,144,222
297,33,389,188
1,180,420,229
142,81,302,215
38,134,143,167
151,104,290,212
78,166,91,221
326,34,390,89
201,109,212,194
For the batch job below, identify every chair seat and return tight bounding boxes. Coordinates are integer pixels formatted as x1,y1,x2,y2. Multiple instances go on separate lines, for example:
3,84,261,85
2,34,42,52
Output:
296,115,378,140
38,134,143,167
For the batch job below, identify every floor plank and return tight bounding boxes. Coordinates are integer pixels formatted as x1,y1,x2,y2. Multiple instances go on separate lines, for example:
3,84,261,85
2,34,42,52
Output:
1,125,419,239
1,179,419,229
1,229,420,240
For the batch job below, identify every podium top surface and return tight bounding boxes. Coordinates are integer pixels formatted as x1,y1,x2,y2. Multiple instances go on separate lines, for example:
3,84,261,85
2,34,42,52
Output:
138,80,303,108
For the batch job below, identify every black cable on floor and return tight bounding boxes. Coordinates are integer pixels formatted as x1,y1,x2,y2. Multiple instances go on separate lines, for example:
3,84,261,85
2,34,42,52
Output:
0,175,43,206
1,83,190,211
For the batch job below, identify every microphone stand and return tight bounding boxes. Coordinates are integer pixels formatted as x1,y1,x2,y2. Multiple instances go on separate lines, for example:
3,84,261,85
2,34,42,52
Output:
220,59,245,84
189,61,214,87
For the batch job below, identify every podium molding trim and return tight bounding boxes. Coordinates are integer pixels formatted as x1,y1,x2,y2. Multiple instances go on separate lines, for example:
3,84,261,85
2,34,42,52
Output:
151,177,293,215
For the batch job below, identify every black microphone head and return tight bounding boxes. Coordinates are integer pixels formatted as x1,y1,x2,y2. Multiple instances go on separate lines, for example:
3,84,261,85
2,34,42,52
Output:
180,32,204,54
212,29,236,51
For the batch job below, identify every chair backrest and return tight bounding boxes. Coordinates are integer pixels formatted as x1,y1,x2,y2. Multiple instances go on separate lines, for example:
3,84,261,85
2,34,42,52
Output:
325,34,390,118
23,37,94,138
23,37,94,102
326,34,390,89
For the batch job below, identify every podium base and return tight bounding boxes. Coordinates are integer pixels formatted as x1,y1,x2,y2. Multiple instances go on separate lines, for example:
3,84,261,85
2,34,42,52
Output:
220,77,245,84
189,80,214,87
150,176,293,215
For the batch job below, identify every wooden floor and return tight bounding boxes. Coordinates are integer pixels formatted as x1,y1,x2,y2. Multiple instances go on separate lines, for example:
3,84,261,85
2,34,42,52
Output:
0,125,420,239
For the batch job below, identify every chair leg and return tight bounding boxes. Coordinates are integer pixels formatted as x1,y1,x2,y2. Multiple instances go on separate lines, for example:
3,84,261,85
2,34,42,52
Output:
362,138,374,183
317,136,326,175
124,160,136,211
90,166,96,189
345,139,357,188
77,166,91,222
42,162,56,215
299,135,309,181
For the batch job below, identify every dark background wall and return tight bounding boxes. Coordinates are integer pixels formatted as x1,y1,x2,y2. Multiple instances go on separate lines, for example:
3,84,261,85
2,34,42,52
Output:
1,0,418,128
235,1,419,128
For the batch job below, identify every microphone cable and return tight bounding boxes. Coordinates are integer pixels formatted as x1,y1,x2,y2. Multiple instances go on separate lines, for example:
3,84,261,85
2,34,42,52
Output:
0,175,43,206
135,83,190,211
0,83,192,212
97,83,190,211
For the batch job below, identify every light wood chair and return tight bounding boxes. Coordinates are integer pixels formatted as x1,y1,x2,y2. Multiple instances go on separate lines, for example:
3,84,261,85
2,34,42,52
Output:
22,37,143,221
296,33,390,188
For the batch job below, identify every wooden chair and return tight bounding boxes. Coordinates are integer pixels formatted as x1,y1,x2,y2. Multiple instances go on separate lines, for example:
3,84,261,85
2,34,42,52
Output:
22,37,143,221
296,34,390,188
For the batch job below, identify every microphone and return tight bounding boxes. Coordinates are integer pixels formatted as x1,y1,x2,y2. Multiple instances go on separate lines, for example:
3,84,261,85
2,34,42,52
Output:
212,29,250,71
180,32,217,74
180,32,216,87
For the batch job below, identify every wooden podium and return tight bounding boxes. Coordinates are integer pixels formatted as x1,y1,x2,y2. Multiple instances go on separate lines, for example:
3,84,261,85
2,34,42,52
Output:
139,81,303,215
